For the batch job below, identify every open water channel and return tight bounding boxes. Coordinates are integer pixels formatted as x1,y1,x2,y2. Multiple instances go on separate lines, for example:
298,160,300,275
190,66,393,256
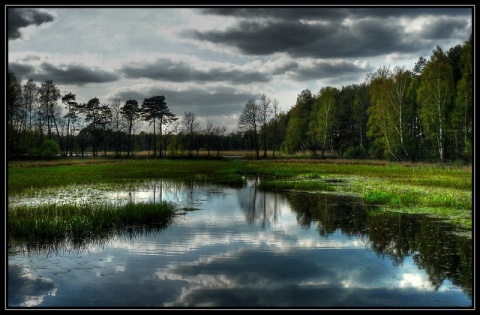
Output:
7,179,473,309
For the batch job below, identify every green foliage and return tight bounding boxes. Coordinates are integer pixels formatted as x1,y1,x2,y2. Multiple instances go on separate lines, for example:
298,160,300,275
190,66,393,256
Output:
363,190,392,205
141,95,175,157
365,66,416,161
40,140,61,159
284,89,313,153
343,146,369,159
308,87,339,157
417,46,455,161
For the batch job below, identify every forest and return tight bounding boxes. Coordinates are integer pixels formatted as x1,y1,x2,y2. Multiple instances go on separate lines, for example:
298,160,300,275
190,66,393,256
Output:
6,35,472,163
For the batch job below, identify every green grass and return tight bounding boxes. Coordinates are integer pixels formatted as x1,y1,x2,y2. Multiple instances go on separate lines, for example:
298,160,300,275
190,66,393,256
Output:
7,159,246,195
8,201,178,244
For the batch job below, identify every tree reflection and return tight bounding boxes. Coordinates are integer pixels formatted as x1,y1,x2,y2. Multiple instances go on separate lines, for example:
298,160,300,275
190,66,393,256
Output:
282,191,472,299
238,182,472,300
238,178,283,227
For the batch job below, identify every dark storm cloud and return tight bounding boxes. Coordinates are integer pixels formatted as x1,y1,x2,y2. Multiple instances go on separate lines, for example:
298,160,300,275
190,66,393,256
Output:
8,62,35,79
8,62,119,85
189,7,472,59
8,8,55,40
39,63,119,85
270,60,299,75
203,7,471,20
186,19,410,58
417,18,470,39
201,7,349,21
186,20,331,56
120,58,270,83
291,61,373,81
117,86,256,117
348,7,472,18
318,18,409,58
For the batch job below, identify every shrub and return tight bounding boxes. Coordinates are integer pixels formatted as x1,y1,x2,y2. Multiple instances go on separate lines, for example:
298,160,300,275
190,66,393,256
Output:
343,146,369,159
40,140,61,159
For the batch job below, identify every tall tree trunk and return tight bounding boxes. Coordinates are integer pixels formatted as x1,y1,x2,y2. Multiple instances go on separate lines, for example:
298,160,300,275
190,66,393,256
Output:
51,112,64,154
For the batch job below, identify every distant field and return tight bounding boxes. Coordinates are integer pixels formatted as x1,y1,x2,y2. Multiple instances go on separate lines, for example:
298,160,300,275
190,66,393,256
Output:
126,149,348,160
135,149,286,157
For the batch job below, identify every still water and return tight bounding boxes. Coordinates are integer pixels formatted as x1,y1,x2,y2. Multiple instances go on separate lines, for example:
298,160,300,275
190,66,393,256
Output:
7,179,472,308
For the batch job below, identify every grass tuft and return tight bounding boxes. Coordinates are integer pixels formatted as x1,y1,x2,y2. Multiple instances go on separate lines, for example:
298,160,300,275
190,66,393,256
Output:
8,201,178,244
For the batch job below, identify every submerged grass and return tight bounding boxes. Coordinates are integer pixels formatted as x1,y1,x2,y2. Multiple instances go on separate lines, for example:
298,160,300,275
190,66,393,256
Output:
8,201,177,244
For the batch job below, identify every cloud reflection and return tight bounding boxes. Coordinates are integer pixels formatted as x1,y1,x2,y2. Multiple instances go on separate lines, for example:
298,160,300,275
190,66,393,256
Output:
8,264,57,307
8,180,472,307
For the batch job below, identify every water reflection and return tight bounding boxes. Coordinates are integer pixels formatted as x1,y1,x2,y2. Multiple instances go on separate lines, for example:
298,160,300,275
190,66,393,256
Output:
238,178,283,227
7,179,472,308
284,192,472,300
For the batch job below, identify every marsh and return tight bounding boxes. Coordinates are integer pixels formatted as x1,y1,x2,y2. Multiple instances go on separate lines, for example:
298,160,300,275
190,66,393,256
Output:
7,179,472,308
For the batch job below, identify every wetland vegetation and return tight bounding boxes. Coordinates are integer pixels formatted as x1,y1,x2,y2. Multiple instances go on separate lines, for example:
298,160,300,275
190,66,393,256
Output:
8,157,472,244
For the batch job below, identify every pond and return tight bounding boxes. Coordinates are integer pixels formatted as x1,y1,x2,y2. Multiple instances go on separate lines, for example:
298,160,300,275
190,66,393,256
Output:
7,179,473,309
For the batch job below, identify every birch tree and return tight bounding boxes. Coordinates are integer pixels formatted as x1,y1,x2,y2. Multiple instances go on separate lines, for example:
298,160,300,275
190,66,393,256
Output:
388,66,414,160
367,66,399,160
417,46,455,161
310,87,338,158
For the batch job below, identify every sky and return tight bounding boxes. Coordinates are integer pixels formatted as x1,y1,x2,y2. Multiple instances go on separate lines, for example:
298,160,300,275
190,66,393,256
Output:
6,5,473,133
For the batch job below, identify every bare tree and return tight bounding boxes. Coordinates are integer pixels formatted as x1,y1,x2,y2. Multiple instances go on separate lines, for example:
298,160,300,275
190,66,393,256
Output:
167,119,181,156
271,99,280,158
23,79,38,132
181,112,200,157
162,117,179,157
214,125,227,157
258,94,272,158
238,99,260,159
204,120,214,156
38,80,63,151
62,92,77,156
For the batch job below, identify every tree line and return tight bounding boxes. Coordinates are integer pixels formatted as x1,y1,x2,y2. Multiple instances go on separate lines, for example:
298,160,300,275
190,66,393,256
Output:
7,35,472,162
6,79,233,159
241,35,471,162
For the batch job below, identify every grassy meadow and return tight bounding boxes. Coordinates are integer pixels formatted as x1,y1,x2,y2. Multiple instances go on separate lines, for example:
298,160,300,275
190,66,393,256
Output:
7,157,472,244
